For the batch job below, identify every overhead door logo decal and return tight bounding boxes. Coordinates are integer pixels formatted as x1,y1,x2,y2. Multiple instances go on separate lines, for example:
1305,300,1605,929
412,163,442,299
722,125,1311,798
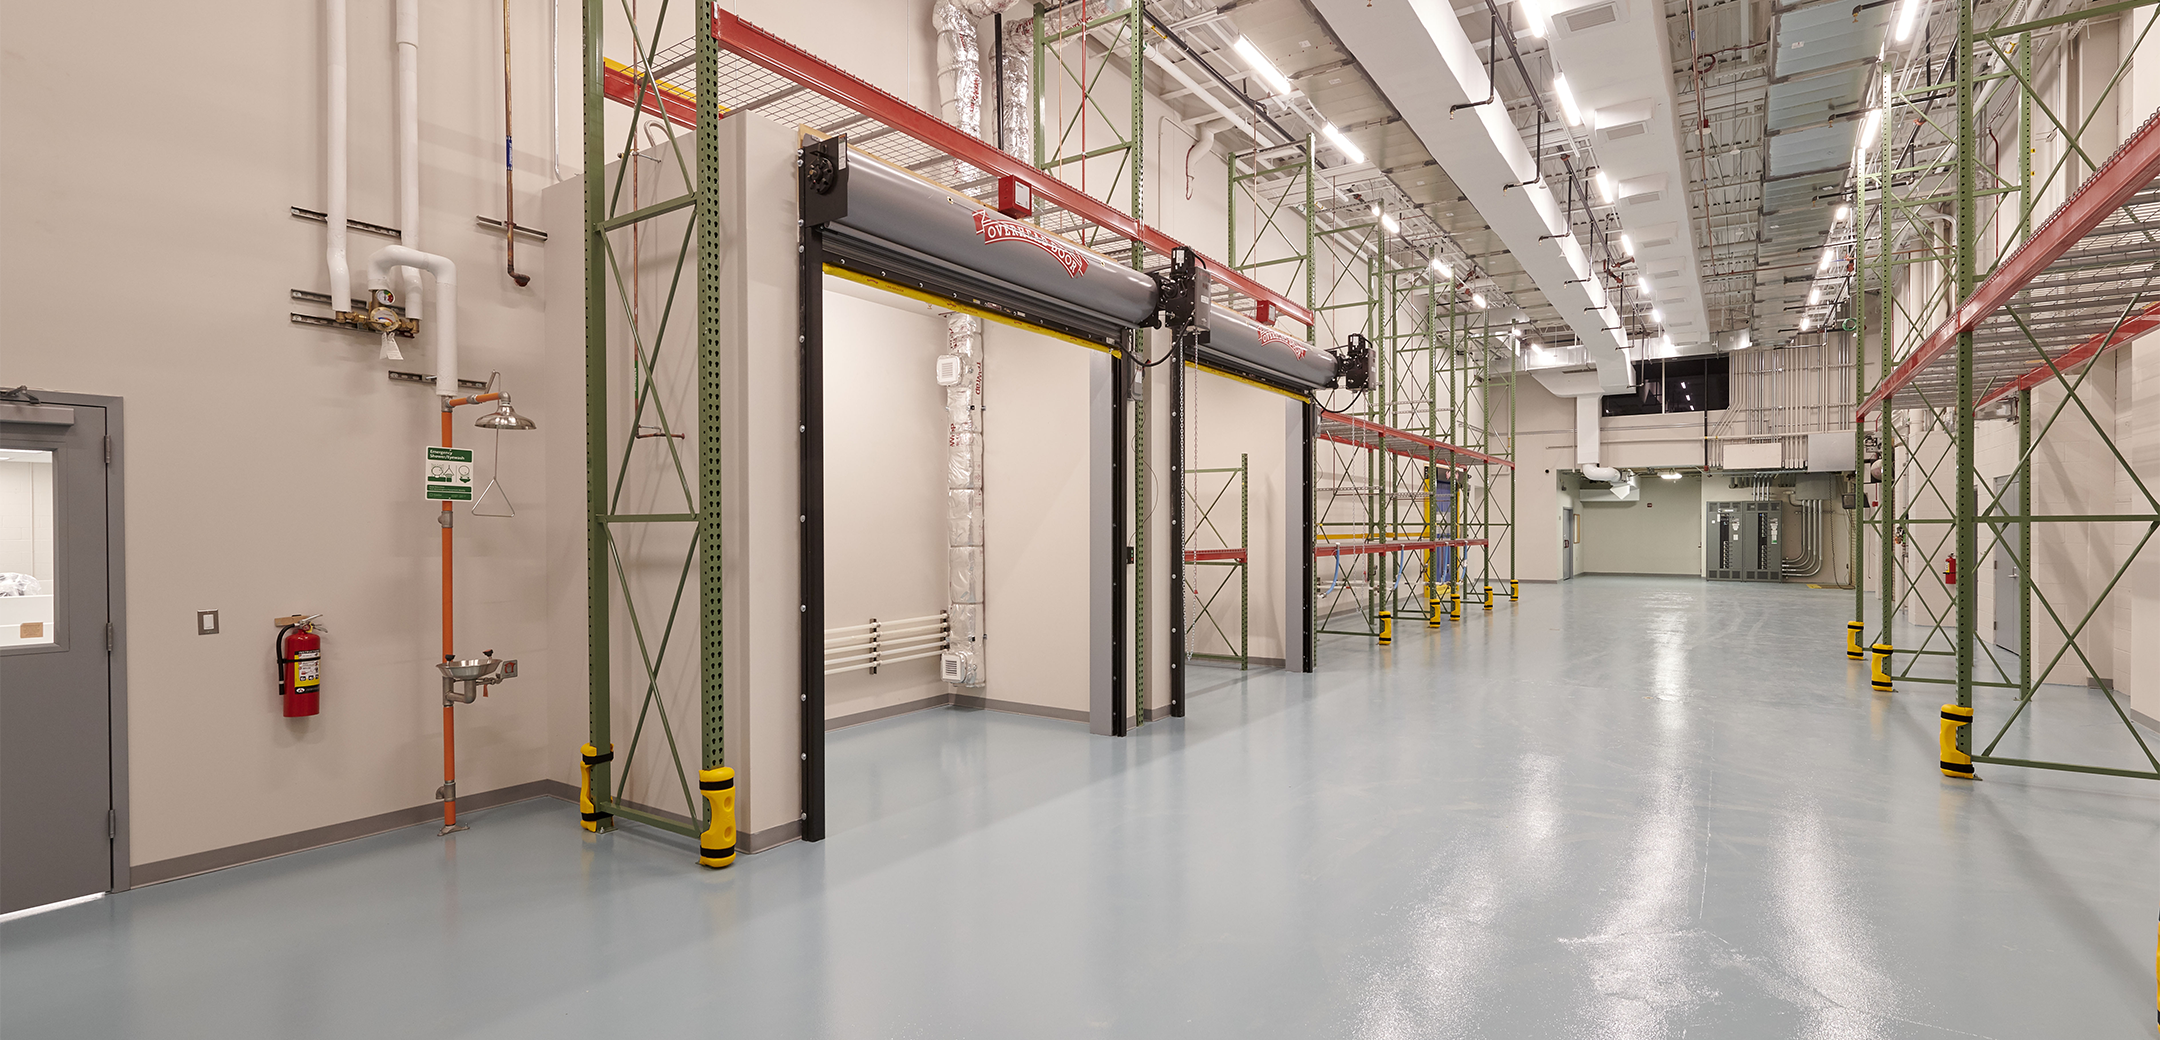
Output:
1257,326,1309,359
973,211,1089,278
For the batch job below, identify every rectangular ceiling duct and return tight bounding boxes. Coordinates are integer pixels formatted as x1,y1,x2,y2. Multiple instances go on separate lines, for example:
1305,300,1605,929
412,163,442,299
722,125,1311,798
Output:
1310,0,1635,391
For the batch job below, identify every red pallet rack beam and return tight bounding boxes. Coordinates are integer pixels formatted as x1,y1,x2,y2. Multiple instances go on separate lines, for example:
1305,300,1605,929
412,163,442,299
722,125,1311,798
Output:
1184,548,1249,563
602,59,698,129
1974,299,2160,410
1858,111,2160,418
1317,412,1514,468
674,10,1316,329
1316,539,1487,558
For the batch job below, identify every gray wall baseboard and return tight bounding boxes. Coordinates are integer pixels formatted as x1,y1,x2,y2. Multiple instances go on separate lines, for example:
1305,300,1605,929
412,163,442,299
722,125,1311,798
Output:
827,691,1091,730
743,819,802,853
826,693,951,730
949,692,1089,724
126,692,1097,885
2133,707,2160,737
130,779,579,888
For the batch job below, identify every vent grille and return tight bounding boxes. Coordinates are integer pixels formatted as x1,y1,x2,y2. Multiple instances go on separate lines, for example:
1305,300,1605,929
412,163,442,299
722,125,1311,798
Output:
1641,238,1675,249
1565,3,1620,31
1622,190,1663,205
1601,121,1648,141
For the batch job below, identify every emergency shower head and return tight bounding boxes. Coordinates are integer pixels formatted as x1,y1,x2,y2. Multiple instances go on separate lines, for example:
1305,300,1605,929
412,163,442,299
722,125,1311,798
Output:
474,397,536,431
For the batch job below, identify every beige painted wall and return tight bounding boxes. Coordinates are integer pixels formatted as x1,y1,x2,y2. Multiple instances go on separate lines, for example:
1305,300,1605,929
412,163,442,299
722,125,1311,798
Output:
1575,473,1704,576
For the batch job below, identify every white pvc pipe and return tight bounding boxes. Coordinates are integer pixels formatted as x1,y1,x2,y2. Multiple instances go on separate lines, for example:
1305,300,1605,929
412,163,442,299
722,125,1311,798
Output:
367,246,457,396
396,0,423,320
326,0,350,317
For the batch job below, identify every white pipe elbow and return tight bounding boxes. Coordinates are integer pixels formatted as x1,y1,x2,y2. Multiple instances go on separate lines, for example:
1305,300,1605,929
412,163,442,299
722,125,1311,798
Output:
367,246,457,395
1582,464,1623,484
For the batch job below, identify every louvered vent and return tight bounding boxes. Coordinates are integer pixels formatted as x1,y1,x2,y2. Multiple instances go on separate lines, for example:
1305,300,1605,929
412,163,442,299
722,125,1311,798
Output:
1564,3,1620,31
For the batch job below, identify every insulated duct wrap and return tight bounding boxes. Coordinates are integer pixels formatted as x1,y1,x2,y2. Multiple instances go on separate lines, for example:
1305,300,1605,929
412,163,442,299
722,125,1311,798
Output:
999,18,1031,161
942,312,987,685
933,1,993,181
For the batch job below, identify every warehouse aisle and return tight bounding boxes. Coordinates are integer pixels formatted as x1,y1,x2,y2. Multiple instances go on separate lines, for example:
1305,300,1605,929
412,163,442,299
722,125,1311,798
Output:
4,577,2155,1038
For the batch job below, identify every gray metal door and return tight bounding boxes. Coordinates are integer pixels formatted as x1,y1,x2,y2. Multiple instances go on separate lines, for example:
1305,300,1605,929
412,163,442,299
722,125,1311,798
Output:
1992,474,2023,654
0,401,114,913
1560,508,1574,580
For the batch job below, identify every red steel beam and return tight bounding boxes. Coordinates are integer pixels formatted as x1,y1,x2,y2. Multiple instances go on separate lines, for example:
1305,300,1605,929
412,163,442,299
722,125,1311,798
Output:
1184,548,1249,563
1858,109,2160,418
1318,412,1514,468
602,59,697,129
705,10,1315,328
1973,299,2160,410
1316,539,1487,558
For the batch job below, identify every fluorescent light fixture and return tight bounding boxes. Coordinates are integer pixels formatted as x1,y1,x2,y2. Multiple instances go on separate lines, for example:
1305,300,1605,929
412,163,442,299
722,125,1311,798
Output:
1232,37,1295,97
1431,258,1452,279
1554,74,1584,127
1472,293,1488,308
1800,316,1812,331
1893,0,1925,43
1637,275,1653,294
1661,470,1682,480
1649,307,1664,323
1595,169,1615,203
1835,204,1852,221
1819,248,1836,272
1321,122,1365,165
1809,287,1822,304
1381,212,1401,234
1620,233,1635,256
1522,0,1551,37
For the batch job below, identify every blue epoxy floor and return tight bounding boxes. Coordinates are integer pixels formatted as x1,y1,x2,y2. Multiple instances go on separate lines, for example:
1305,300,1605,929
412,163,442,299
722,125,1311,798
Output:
6,577,2158,1038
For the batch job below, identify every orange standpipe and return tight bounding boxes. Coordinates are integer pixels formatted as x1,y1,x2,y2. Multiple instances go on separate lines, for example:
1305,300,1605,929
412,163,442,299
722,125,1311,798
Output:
437,392,501,834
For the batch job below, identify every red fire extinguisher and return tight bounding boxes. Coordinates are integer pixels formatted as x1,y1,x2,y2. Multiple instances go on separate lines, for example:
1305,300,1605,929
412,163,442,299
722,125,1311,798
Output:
277,617,323,717
1943,554,1958,586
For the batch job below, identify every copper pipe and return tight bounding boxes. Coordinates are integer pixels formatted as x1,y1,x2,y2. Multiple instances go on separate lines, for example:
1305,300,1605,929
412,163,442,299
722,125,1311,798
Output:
503,0,529,286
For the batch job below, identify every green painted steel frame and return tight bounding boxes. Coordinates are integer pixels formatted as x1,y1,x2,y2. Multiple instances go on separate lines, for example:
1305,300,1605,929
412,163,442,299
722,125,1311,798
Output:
1186,455,1250,669
1032,1,1148,727
582,0,724,840
1857,0,2160,782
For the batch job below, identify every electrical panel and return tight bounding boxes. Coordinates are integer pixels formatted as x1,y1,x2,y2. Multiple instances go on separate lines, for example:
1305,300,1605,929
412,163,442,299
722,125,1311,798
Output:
1705,501,1783,581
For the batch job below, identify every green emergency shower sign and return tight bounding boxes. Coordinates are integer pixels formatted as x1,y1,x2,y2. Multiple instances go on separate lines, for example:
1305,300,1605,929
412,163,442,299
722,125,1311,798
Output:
424,447,475,501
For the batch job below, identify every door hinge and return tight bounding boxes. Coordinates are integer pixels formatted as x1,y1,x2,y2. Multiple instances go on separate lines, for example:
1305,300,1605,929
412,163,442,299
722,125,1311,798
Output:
105,621,114,652
104,434,112,465
107,810,116,841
